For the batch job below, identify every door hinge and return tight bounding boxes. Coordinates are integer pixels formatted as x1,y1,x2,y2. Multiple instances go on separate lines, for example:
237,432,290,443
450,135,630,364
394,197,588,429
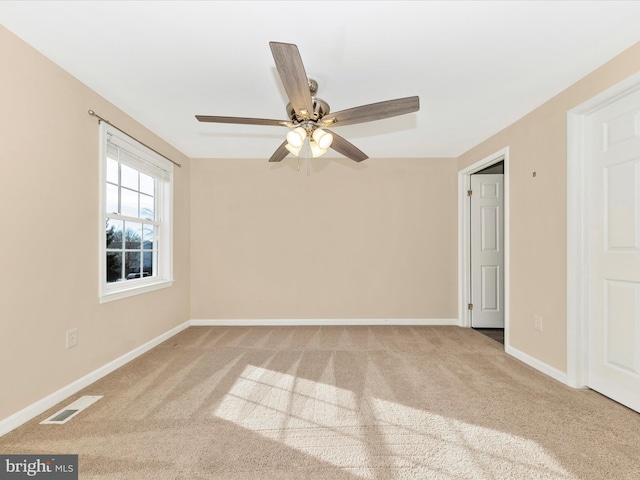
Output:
468,303,473,310
467,190,473,196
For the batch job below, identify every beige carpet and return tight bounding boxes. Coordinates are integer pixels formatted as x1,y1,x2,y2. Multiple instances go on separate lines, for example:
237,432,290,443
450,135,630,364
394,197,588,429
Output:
1,326,639,479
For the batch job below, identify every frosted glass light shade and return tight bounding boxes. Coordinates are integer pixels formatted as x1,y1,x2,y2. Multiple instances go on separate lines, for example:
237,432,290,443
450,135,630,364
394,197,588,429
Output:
312,128,333,149
310,140,328,158
285,143,301,156
286,127,306,148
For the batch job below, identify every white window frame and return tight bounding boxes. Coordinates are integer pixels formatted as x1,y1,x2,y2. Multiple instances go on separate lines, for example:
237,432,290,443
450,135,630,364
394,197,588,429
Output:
99,122,174,303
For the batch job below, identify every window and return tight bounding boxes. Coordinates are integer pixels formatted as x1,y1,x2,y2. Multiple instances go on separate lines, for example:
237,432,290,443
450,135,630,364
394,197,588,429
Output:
99,123,173,302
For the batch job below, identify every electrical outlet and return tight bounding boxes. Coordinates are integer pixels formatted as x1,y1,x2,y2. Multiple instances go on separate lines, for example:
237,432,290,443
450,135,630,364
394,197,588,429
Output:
66,328,78,349
533,315,543,332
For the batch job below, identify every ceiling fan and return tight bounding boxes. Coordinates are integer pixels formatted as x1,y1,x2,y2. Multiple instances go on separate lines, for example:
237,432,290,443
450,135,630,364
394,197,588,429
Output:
196,42,420,163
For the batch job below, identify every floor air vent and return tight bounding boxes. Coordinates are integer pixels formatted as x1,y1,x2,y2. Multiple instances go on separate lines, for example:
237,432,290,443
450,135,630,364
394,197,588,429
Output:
41,395,102,424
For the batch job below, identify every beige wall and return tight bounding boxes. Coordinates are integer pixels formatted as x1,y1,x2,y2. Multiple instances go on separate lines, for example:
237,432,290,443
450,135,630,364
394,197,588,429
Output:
190,157,458,320
0,26,191,421
4,16,639,428
458,41,640,373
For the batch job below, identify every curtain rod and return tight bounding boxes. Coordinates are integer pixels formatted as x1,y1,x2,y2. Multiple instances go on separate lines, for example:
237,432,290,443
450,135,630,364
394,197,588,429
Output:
88,110,182,168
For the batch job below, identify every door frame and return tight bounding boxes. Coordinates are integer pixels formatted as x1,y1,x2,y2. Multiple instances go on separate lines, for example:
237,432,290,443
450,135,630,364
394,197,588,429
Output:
457,147,510,346
566,70,640,388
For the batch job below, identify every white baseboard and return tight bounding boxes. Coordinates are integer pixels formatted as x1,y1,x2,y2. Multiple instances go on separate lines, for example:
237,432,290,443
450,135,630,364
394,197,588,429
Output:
190,318,460,326
0,321,190,437
506,345,568,385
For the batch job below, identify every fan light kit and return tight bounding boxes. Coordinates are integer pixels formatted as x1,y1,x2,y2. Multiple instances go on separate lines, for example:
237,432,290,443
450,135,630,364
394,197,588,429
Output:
196,42,420,165
285,124,333,158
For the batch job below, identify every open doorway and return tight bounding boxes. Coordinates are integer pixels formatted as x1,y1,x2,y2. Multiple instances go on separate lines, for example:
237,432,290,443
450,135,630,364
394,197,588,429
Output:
458,148,509,348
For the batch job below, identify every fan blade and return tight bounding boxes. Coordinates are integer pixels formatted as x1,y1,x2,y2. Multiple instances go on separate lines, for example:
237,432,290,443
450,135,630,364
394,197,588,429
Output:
269,42,314,120
268,140,290,162
319,96,419,127
196,115,291,127
325,130,368,162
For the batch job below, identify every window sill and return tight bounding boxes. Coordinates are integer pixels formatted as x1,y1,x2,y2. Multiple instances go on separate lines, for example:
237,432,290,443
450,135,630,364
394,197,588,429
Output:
100,279,174,304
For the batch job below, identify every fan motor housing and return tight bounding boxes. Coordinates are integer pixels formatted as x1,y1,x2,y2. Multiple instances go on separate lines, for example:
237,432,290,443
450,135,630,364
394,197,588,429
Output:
287,97,330,123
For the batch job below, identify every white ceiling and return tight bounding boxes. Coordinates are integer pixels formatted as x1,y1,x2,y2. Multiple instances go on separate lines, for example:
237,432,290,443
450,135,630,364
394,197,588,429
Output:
2,1,640,160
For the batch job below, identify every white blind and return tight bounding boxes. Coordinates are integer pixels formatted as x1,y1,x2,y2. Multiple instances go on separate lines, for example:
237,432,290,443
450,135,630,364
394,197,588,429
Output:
106,128,172,181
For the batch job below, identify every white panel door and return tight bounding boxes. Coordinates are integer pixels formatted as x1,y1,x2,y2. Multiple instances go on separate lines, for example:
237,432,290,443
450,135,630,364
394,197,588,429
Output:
471,174,505,328
588,87,640,412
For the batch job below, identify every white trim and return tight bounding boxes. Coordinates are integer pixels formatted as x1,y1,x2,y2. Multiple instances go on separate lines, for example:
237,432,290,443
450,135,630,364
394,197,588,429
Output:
189,318,460,327
566,70,640,388
0,321,190,437
506,345,568,385
99,122,174,302
99,279,174,303
457,148,510,347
